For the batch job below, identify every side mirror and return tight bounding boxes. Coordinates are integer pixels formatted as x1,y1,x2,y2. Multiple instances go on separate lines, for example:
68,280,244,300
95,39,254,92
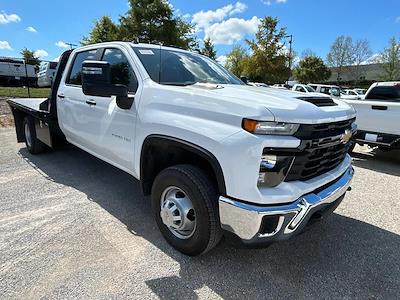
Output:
81,61,133,109
240,76,248,84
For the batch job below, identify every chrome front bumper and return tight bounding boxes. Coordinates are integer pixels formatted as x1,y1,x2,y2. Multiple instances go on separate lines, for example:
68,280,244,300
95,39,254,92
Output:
219,166,354,244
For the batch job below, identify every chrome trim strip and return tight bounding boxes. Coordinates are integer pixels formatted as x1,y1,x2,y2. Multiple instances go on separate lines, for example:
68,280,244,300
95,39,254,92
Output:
219,166,354,241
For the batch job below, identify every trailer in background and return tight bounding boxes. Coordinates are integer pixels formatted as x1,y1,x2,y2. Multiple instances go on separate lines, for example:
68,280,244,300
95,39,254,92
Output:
37,61,58,87
0,57,37,87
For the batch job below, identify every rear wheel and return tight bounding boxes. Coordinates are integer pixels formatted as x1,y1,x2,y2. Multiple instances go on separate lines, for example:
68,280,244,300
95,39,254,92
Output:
151,165,222,256
23,117,46,154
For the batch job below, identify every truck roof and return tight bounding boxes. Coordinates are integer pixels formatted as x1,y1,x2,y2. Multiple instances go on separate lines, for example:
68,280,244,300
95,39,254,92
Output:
72,41,200,55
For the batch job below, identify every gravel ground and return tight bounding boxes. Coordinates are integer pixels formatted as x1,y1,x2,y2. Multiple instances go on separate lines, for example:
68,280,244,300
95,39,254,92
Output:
0,98,13,127
0,128,399,299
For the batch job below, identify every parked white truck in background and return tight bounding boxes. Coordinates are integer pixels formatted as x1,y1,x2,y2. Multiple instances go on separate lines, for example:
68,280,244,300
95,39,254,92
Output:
7,42,357,256
344,82,400,151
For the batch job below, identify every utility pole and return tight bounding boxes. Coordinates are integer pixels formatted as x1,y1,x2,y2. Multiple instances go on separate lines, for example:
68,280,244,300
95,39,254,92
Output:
285,34,293,83
65,42,78,50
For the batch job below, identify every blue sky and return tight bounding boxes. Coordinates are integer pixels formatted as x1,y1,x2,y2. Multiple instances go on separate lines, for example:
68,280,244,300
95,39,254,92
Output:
0,0,399,62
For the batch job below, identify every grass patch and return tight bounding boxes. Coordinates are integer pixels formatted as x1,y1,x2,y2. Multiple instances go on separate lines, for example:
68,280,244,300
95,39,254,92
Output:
0,87,51,98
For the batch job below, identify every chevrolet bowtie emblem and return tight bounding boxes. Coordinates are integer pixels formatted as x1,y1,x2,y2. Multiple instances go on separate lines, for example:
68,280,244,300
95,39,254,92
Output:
341,129,352,144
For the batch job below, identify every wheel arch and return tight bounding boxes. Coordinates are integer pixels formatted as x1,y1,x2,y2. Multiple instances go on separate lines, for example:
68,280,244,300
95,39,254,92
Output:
140,135,226,197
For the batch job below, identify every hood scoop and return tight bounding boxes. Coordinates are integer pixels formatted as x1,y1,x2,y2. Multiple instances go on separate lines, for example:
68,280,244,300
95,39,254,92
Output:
296,96,338,107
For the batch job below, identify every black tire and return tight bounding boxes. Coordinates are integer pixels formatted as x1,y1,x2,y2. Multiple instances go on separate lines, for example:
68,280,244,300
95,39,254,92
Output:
151,164,222,256
23,117,46,154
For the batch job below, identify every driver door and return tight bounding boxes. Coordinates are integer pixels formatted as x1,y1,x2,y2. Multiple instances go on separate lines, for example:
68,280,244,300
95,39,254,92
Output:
88,47,141,172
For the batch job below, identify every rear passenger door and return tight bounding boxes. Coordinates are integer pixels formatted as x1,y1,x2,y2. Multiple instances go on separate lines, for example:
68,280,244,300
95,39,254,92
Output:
58,48,101,149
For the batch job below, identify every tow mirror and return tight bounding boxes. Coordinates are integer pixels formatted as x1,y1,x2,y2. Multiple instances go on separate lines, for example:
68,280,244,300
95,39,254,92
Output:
81,61,133,110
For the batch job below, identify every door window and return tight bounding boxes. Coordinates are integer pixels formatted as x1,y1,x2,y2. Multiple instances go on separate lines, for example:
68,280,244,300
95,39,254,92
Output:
101,48,138,93
66,49,97,86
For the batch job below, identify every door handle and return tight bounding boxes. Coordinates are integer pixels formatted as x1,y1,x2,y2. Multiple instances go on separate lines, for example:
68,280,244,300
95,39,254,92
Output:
371,105,387,110
58,93,65,99
86,99,97,106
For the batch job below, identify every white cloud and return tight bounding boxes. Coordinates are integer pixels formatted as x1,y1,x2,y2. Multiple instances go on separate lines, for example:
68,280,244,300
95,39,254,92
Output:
262,1,272,5
277,0,287,3
53,56,61,62
205,16,260,45
0,11,21,24
26,26,37,33
192,2,247,30
55,41,69,49
0,40,12,50
34,49,49,58
216,55,228,66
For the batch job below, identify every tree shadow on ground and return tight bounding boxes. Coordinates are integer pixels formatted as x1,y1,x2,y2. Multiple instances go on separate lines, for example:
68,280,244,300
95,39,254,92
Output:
19,145,400,299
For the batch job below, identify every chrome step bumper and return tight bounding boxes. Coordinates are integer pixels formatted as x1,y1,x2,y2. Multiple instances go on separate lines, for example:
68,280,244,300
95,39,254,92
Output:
219,166,354,244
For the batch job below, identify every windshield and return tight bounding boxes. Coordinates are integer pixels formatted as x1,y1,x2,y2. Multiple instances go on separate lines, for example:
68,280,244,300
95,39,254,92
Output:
305,85,315,92
132,47,243,86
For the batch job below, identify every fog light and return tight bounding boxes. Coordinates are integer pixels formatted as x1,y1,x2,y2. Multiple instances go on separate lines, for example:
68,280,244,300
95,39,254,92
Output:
257,155,295,187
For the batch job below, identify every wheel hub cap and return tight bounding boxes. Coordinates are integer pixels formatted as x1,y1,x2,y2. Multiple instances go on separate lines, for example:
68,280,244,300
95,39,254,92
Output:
160,187,196,239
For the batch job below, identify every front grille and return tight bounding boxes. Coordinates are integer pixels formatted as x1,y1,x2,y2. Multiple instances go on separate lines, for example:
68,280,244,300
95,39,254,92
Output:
284,118,355,182
296,97,338,107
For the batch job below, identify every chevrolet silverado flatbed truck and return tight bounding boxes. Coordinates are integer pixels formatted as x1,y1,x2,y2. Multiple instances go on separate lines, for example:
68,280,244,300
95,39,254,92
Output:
7,42,357,256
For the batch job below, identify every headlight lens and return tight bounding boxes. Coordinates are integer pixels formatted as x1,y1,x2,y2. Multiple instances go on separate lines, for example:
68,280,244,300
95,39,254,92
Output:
242,119,299,135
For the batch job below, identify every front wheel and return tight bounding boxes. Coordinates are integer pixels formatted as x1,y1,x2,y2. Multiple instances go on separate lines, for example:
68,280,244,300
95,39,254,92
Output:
151,165,222,256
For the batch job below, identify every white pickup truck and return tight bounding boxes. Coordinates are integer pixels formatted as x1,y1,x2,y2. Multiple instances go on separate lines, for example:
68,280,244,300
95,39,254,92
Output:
8,42,356,256
343,82,400,151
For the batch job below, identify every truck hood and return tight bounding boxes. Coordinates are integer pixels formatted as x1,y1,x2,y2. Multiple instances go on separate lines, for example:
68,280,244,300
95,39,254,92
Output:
184,84,356,124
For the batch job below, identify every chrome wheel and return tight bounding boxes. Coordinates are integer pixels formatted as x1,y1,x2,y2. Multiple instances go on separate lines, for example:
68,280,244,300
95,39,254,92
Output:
24,121,32,148
160,186,196,240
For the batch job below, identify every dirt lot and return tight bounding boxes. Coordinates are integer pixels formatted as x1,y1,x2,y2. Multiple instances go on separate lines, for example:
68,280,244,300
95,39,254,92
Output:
0,128,399,299
0,97,14,127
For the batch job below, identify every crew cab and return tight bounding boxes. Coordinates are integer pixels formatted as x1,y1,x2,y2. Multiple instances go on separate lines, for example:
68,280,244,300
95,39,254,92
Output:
7,42,356,256
343,82,400,151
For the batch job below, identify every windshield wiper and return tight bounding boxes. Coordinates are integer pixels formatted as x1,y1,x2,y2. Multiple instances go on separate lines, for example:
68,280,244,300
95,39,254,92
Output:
162,81,197,86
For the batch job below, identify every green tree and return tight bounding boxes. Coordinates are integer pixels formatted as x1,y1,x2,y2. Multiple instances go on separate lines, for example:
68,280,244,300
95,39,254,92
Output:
293,55,331,83
225,45,248,77
81,16,119,45
118,0,196,49
20,48,40,67
380,37,400,81
201,38,217,60
326,36,353,83
244,17,290,83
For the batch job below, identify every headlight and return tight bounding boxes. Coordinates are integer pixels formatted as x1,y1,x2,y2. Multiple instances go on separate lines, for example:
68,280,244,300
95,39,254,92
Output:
242,119,299,135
